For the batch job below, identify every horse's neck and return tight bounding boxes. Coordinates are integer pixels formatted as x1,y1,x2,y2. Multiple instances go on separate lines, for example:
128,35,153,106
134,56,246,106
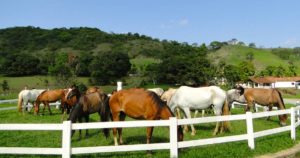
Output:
159,106,174,119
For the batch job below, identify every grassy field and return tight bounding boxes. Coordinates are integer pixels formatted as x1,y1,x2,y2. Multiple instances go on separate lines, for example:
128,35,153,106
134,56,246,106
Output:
0,103,299,158
207,45,300,74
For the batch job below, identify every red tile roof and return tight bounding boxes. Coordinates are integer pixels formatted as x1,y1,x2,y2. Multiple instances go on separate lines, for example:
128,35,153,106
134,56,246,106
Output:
249,76,300,84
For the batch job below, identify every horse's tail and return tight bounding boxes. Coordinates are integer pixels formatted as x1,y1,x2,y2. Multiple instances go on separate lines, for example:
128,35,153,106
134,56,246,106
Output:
17,91,23,112
100,94,111,138
222,98,231,131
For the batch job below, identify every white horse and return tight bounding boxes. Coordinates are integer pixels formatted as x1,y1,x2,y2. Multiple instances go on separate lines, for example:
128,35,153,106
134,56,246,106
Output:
17,89,45,112
147,88,164,97
169,86,230,135
227,89,246,108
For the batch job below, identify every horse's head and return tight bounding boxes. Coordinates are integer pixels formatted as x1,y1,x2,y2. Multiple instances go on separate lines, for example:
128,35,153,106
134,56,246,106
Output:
235,85,245,95
279,114,288,126
67,88,81,100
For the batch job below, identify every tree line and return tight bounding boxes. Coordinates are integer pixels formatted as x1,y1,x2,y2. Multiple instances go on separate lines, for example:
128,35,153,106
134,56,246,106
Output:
0,26,298,87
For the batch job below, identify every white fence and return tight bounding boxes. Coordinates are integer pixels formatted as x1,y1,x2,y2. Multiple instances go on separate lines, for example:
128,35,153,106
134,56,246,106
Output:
1,107,300,158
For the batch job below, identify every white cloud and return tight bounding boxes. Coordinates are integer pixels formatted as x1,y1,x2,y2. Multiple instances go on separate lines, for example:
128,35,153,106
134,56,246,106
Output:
282,38,300,48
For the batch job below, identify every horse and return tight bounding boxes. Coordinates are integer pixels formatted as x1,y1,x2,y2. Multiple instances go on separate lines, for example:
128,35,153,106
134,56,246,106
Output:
67,87,110,139
169,86,230,136
86,86,103,95
17,89,45,113
236,86,287,126
147,88,164,97
226,89,247,109
109,88,183,147
34,89,71,115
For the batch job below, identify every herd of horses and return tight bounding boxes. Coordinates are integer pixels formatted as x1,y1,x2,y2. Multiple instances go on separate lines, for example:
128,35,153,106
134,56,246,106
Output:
17,85,288,147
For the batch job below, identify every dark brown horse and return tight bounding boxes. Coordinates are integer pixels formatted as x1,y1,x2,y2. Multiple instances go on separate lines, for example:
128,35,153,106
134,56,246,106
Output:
236,86,287,126
67,87,110,138
34,89,70,115
109,88,184,146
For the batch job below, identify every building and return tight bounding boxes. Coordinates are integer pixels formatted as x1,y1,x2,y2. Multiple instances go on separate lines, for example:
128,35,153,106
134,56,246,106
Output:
244,76,300,89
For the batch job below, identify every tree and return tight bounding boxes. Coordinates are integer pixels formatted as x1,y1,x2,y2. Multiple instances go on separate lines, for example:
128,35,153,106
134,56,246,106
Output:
246,52,254,61
248,43,256,48
90,51,131,85
237,61,255,82
1,80,9,92
224,65,240,87
209,41,223,50
48,53,75,87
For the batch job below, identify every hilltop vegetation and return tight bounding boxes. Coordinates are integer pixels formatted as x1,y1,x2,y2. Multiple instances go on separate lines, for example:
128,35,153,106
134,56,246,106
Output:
0,26,299,89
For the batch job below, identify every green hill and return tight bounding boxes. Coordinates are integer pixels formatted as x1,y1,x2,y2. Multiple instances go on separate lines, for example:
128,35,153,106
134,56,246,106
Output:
207,45,300,74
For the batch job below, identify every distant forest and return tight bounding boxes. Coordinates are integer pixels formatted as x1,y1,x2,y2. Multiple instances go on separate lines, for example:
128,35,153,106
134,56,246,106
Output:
0,26,299,87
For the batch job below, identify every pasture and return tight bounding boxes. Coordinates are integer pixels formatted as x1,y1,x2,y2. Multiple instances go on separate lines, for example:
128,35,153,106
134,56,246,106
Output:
1,103,300,157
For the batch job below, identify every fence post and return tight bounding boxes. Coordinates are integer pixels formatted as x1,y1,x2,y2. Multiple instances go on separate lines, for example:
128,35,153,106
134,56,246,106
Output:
169,117,178,158
291,107,296,140
246,112,255,149
62,121,71,158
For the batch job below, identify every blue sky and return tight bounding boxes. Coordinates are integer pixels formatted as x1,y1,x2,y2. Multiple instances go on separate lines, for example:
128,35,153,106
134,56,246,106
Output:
0,0,299,48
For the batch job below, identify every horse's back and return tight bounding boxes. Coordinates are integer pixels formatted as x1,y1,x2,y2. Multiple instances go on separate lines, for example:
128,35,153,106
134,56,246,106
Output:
245,88,282,104
170,86,226,109
110,88,163,119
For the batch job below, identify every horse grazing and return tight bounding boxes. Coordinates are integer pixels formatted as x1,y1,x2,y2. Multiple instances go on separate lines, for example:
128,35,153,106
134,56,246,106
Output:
109,88,183,146
147,88,164,97
34,89,70,115
67,88,110,138
236,86,287,126
17,89,45,113
169,86,230,136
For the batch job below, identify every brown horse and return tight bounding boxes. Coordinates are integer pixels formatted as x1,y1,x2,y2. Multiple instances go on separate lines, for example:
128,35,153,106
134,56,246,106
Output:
67,87,110,138
34,89,70,115
109,88,184,146
236,86,287,126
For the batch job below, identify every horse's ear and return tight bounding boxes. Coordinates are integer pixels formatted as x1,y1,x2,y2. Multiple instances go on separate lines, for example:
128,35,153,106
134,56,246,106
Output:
236,86,244,95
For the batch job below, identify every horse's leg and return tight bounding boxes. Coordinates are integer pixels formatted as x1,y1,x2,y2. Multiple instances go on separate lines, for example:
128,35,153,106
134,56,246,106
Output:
78,117,83,140
118,113,126,145
47,102,52,115
42,102,47,114
176,107,181,119
213,108,222,135
112,112,120,145
183,108,195,136
266,105,273,120
146,126,154,155
84,114,89,138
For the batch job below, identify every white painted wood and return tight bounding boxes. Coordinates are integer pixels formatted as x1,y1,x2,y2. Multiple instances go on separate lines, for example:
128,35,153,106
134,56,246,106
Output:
0,124,62,130
254,126,290,138
252,109,290,119
0,147,61,155
169,117,178,158
291,107,296,140
246,112,255,149
62,121,71,158
178,134,248,148
72,119,170,130
177,114,246,125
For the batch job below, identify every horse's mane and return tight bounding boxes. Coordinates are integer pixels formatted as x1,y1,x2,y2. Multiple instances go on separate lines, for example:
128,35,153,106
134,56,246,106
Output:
37,90,48,98
275,89,285,107
147,91,175,117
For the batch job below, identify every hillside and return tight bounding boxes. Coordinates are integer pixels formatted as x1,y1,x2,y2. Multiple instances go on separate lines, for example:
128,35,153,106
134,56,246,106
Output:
207,45,300,74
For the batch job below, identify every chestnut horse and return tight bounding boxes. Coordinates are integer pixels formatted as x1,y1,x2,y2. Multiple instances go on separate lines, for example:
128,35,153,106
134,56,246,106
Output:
34,89,71,115
109,88,184,146
236,86,287,126
67,87,110,138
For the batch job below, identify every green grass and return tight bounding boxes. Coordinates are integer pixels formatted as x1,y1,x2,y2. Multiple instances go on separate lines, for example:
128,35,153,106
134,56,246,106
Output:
0,104,299,157
208,45,300,74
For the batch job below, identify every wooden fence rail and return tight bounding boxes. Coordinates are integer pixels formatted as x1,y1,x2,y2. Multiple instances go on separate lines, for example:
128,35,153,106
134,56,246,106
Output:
1,107,300,158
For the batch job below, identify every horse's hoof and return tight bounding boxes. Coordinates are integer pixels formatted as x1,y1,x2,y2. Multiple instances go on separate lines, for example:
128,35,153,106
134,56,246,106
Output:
191,131,196,136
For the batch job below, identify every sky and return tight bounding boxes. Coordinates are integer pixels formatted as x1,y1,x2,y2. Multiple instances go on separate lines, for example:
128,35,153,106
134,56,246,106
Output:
0,0,300,48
